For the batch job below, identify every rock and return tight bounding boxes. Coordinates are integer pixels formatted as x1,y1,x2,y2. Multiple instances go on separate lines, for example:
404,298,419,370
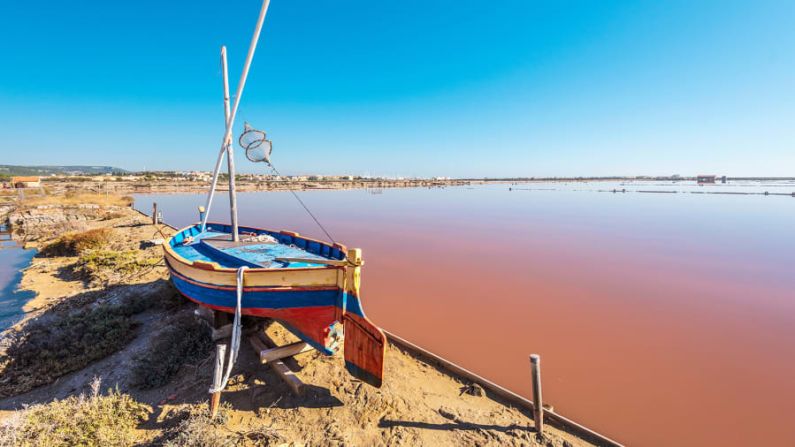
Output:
462,383,485,397
7,204,128,240
438,407,457,421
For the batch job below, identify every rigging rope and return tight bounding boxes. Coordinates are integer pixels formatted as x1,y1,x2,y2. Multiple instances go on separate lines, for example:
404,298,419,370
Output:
208,266,247,394
268,163,337,245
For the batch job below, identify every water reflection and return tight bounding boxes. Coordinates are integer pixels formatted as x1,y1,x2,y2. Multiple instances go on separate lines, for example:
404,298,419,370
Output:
0,225,36,331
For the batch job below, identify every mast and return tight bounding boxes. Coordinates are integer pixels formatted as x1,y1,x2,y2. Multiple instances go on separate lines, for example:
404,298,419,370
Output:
221,47,239,241
200,0,272,234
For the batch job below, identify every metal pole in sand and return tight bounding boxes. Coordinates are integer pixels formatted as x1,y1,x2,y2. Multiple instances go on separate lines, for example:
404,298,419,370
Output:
530,354,544,436
210,343,227,418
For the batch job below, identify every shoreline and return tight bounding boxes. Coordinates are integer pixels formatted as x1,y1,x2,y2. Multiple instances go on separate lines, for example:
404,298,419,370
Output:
6,177,791,201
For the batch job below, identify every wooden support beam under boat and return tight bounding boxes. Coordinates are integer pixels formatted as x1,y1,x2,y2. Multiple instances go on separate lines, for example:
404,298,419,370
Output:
259,341,313,364
248,334,304,395
212,323,233,341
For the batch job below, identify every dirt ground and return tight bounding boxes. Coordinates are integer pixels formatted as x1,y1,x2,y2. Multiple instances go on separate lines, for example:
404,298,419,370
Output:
1,204,598,446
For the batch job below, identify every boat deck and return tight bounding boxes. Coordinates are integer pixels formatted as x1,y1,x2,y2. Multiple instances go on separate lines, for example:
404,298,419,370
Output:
171,231,329,269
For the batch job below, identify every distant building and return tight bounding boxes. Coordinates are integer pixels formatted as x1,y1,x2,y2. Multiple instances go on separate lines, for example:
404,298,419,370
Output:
11,176,41,188
721,176,727,184
696,175,716,184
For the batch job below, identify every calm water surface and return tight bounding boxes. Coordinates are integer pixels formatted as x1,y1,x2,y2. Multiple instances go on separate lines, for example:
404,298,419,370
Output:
0,228,36,332
135,182,795,446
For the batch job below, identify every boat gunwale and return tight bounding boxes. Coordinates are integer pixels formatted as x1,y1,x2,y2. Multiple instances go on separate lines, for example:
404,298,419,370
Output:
163,222,350,274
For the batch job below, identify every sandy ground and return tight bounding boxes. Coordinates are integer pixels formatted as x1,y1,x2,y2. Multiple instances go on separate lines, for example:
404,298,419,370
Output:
1,204,598,446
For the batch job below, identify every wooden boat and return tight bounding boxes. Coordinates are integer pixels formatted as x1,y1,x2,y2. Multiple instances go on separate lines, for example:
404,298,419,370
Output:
164,223,386,387
162,0,385,388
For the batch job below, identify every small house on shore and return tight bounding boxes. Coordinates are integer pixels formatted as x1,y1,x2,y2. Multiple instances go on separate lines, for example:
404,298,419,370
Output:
11,176,41,188
696,175,716,184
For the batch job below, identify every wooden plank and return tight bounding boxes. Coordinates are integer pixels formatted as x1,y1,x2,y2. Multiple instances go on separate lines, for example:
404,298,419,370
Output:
260,341,312,363
248,334,268,354
247,334,304,395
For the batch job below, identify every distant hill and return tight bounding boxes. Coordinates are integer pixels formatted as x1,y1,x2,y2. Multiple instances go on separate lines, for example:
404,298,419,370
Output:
0,165,127,177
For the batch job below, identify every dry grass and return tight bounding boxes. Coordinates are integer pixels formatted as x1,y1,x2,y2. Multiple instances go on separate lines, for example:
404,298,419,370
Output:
160,404,285,447
40,228,113,257
0,378,150,447
19,192,133,207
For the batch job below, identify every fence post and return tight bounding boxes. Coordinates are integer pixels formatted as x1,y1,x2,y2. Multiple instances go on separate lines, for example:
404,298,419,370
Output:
530,354,544,436
152,202,158,225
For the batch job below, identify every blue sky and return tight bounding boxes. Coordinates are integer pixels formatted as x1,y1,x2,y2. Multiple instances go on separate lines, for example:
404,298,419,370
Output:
0,1,792,177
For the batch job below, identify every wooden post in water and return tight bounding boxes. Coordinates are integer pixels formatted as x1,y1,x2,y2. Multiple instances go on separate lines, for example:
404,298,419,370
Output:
210,343,227,418
530,354,544,436
152,202,158,225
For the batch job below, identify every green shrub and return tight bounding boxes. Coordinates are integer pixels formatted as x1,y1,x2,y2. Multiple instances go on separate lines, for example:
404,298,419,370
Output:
0,379,150,447
40,228,112,257
131,314,212,389
77,249,160,283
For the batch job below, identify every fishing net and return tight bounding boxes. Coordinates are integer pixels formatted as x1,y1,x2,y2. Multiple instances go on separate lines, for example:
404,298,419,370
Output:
239,122,272,164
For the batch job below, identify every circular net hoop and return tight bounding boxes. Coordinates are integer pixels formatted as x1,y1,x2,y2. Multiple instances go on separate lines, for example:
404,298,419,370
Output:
239,122,272,164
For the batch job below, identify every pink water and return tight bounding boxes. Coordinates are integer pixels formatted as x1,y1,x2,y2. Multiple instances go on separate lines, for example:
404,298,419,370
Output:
135,183,795,446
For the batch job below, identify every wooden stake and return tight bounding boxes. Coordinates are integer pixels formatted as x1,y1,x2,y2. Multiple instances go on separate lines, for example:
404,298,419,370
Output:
530,354,544,436
210,343,227,418
152,202,158,225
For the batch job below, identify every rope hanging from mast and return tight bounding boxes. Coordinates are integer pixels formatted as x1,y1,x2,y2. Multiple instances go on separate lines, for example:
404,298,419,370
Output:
269,163,337,245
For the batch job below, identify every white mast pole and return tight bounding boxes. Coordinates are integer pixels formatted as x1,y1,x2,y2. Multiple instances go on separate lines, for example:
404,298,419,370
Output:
201,0,272,233
200,49,231,233
221,47,240,241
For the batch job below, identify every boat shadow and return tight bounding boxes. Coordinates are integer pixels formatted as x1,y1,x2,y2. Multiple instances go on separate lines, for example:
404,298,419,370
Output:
222,382,343,411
